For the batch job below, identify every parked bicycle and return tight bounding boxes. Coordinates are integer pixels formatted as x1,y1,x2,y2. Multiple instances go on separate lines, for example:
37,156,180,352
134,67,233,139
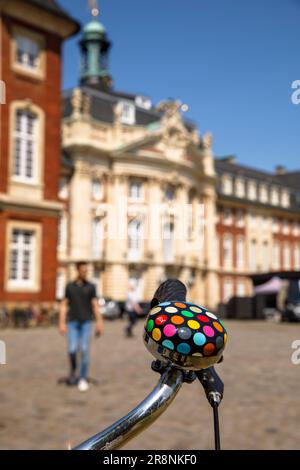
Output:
73,279,228,451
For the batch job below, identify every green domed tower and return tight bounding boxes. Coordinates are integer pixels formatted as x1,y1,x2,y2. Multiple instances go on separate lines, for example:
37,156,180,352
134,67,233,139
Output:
80,15,112,90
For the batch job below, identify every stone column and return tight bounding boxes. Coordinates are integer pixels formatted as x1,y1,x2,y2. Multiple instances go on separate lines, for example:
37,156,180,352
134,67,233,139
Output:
103,174,129,300
142,178,165,300
175,183,189,263
147,178,163,263
69,158,92,261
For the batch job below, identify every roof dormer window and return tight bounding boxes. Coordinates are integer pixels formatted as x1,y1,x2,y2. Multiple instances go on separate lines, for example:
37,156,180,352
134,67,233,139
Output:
119,101,136,125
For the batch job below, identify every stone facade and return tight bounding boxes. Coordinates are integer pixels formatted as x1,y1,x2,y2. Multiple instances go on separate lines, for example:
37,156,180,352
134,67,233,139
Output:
59,93,218,308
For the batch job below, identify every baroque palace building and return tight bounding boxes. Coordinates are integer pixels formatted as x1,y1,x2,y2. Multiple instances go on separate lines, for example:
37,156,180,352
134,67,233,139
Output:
58,16,218,308
58,13,300,310
0,0,79,309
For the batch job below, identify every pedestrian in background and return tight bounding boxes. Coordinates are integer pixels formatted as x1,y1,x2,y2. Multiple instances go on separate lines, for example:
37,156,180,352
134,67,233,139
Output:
59,261,104,392
125,282,143,338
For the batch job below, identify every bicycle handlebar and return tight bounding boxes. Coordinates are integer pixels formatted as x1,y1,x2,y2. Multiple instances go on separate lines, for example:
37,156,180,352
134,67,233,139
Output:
73,367,184,450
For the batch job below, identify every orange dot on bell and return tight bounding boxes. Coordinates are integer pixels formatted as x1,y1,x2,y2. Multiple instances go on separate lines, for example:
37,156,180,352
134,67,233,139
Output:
213,321,223,333
171,315,185,325
174,302,186,309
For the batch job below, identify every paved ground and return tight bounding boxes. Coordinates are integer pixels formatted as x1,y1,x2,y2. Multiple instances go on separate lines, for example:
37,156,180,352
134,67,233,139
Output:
0,318,300,450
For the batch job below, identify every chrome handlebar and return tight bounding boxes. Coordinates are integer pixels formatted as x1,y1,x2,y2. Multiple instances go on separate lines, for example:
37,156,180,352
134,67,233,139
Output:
73,367,184,450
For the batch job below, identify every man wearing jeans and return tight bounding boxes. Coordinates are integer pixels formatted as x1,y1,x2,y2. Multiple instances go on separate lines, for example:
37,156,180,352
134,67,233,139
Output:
59,262,104,392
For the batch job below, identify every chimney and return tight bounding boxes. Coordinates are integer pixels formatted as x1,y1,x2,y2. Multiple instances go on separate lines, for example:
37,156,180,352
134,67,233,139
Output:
275,165,286,175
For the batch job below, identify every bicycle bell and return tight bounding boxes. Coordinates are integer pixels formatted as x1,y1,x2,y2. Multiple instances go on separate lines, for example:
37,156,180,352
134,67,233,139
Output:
143,287,228,371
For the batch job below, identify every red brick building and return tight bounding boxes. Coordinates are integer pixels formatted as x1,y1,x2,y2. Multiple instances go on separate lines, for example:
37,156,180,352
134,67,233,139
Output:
215,157,300,304
0,0,79,309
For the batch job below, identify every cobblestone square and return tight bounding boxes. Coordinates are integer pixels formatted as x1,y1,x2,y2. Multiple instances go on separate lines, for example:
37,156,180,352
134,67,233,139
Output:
0,319,299,450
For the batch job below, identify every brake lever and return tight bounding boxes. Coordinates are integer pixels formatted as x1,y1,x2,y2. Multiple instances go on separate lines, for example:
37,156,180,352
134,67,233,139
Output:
196,366,224,407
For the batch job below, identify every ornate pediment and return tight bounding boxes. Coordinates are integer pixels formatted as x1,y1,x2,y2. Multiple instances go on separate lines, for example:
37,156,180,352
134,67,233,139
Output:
157,100,190,152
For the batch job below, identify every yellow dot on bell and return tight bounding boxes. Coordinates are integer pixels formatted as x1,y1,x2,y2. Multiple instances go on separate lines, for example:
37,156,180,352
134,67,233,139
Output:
187,320,200,330
152,328,162,342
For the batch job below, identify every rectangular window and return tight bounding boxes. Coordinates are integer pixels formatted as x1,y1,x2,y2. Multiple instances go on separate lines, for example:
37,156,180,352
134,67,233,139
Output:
236,210,245,227
271,187,279,206
92,218,103,258
92,179,103,201
129,180,143,201
223,235,233,268
128,220,143,261
283,243,290,270
281,190,290,208
8,229,35,287
58,215,67,252
272,241,280,270
248,181,257,201
221,175,233,195
15,34,41,70
119,101,136,125
235,178,245,198
163,221,174,263
249,240,257,271
259,185,269,204
13,110,37,182
236,237,245,269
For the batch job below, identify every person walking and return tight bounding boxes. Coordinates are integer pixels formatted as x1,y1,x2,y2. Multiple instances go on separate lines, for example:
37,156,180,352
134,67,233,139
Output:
125,282,143,338
59,261,104,392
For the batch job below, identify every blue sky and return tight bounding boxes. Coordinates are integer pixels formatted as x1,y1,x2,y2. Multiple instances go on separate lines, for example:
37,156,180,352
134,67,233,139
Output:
60,0,300,172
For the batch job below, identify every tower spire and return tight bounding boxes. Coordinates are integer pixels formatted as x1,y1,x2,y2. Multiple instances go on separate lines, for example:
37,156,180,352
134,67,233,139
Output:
80,1,113,90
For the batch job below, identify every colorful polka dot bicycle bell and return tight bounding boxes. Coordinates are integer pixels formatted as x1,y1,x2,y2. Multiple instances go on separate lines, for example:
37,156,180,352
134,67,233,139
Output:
143,301,228,370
